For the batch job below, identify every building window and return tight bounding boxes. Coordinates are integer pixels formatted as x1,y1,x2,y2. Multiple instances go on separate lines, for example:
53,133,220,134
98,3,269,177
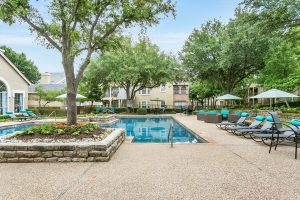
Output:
140,100,148,108
160,85,166,92
0,80,8,115
161,100,166,108
181,86,187,94
174,86,179,94
140,88,150,95
174,101,186,108
14,93,24,113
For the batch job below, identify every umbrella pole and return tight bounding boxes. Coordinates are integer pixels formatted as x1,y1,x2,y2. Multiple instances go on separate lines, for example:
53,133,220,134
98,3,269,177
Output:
272,98,275,111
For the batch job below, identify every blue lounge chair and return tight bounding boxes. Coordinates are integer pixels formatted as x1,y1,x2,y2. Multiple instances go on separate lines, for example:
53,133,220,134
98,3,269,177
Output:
253,112,300,159
5,111,29,121
216,112,249,129
225,115,265,135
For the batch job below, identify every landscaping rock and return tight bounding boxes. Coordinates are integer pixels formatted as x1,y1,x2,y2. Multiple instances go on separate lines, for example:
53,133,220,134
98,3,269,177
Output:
16,151,41,158
72,158,86,162
53,151,63,157
63,151,75,157
58,157,72,162
45,157,58,162
41,151,52,158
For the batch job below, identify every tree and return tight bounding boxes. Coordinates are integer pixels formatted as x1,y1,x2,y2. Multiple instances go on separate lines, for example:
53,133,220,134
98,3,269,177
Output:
34,85,65,108
256,36,300,91
90,36,177,111
181,11,269,93
243,0,300,32
189,82,221,108
78,70,104,111
0,0,175,125
0,45,41,83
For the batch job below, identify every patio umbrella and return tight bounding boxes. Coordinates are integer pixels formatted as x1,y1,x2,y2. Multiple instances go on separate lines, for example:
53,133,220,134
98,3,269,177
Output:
216,94,241,100
250,89,299,111
56,93,87,99
216,94,241,105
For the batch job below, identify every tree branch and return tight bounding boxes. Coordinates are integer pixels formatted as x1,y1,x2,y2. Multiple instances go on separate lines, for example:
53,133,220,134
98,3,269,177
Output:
21,16,61,51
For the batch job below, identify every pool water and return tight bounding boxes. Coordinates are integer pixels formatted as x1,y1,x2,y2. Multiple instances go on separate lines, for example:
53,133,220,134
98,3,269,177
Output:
106,117,203,143
0,124,35,137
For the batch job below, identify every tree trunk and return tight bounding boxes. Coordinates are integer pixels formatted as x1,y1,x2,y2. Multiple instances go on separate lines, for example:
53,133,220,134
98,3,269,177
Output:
63,59,78,125
66,92,77,125
89,100,94,113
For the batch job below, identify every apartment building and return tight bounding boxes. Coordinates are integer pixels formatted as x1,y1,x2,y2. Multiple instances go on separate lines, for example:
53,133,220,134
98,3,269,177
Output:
134,82,190,108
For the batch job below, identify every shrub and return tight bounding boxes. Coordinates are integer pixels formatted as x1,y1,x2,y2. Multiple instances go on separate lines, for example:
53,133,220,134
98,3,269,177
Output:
136,108,147,115
21,123,100,136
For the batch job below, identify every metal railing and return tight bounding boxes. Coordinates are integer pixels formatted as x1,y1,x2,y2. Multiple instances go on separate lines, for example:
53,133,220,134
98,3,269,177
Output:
47,111,57,122
167,124,174,148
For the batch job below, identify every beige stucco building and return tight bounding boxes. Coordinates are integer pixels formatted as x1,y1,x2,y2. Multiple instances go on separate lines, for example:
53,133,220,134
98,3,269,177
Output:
134,82,190,108
0,50,31,114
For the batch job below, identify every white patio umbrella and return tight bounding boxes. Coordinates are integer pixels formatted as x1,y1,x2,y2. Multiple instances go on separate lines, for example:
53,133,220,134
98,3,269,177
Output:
56,93,87,99
216,94,241,100
250,89,299,111
216,94,241,105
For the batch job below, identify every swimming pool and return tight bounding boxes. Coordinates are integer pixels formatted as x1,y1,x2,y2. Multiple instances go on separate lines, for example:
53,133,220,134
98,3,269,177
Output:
0,124,35,137
105,117,203,143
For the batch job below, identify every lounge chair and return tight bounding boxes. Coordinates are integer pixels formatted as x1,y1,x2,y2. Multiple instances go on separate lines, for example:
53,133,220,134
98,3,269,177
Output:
239,116,273,137
5,112,29,121
216,112,249,129
27,111,39,119
20,109,33,118
253,114,300,159
225,115,265,135
228,111,242,123
204,111,222,123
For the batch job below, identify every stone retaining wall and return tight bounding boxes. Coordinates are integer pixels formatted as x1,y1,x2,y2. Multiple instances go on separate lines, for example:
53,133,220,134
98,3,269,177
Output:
0,129,125,163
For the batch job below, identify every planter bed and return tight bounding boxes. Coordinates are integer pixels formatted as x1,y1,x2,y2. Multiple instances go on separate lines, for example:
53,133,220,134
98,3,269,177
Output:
0,127,125,163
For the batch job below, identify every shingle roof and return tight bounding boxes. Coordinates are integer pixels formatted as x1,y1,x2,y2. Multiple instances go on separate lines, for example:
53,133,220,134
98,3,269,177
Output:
29,84,65,93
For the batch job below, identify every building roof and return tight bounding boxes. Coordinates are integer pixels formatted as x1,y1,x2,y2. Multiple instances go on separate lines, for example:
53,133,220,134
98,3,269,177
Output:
29,84,65,93
48,72,66,84
0,50,31,85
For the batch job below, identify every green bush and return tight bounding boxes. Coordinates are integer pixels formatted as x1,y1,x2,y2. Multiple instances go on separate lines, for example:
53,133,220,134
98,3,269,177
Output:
21,123,99,136
136,108,147,115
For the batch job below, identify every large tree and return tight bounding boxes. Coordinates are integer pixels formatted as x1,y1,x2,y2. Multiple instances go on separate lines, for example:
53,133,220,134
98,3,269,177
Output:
89,36,177,111
243,0,300,32
0,45,41,83
0,0,175,124
181,11,269,93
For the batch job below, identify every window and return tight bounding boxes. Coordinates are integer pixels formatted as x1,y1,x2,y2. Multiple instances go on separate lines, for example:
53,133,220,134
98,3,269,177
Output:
161,100,166,108
111,87,119,97
160,85,166,92
0,80,8,115
181,86,187,94
140,88,150,95
14,93,24,113
140,100,148,108
174,86,179,94
174,101,186,108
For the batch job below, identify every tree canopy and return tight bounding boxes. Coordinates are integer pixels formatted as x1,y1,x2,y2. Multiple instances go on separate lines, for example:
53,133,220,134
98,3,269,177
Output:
88,36,178,109
181,11,269,94
0,0,176,124
0,45,41,83
34,85,65,108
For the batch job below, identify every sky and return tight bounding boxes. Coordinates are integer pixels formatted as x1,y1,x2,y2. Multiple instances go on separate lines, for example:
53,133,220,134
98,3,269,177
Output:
0,0,241,73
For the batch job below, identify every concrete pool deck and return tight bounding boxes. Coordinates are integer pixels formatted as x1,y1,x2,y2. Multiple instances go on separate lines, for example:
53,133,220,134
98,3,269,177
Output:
1,114,300,199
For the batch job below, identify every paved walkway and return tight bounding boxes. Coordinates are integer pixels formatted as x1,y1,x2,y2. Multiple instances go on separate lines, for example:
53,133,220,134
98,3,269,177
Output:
1,115,300,200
